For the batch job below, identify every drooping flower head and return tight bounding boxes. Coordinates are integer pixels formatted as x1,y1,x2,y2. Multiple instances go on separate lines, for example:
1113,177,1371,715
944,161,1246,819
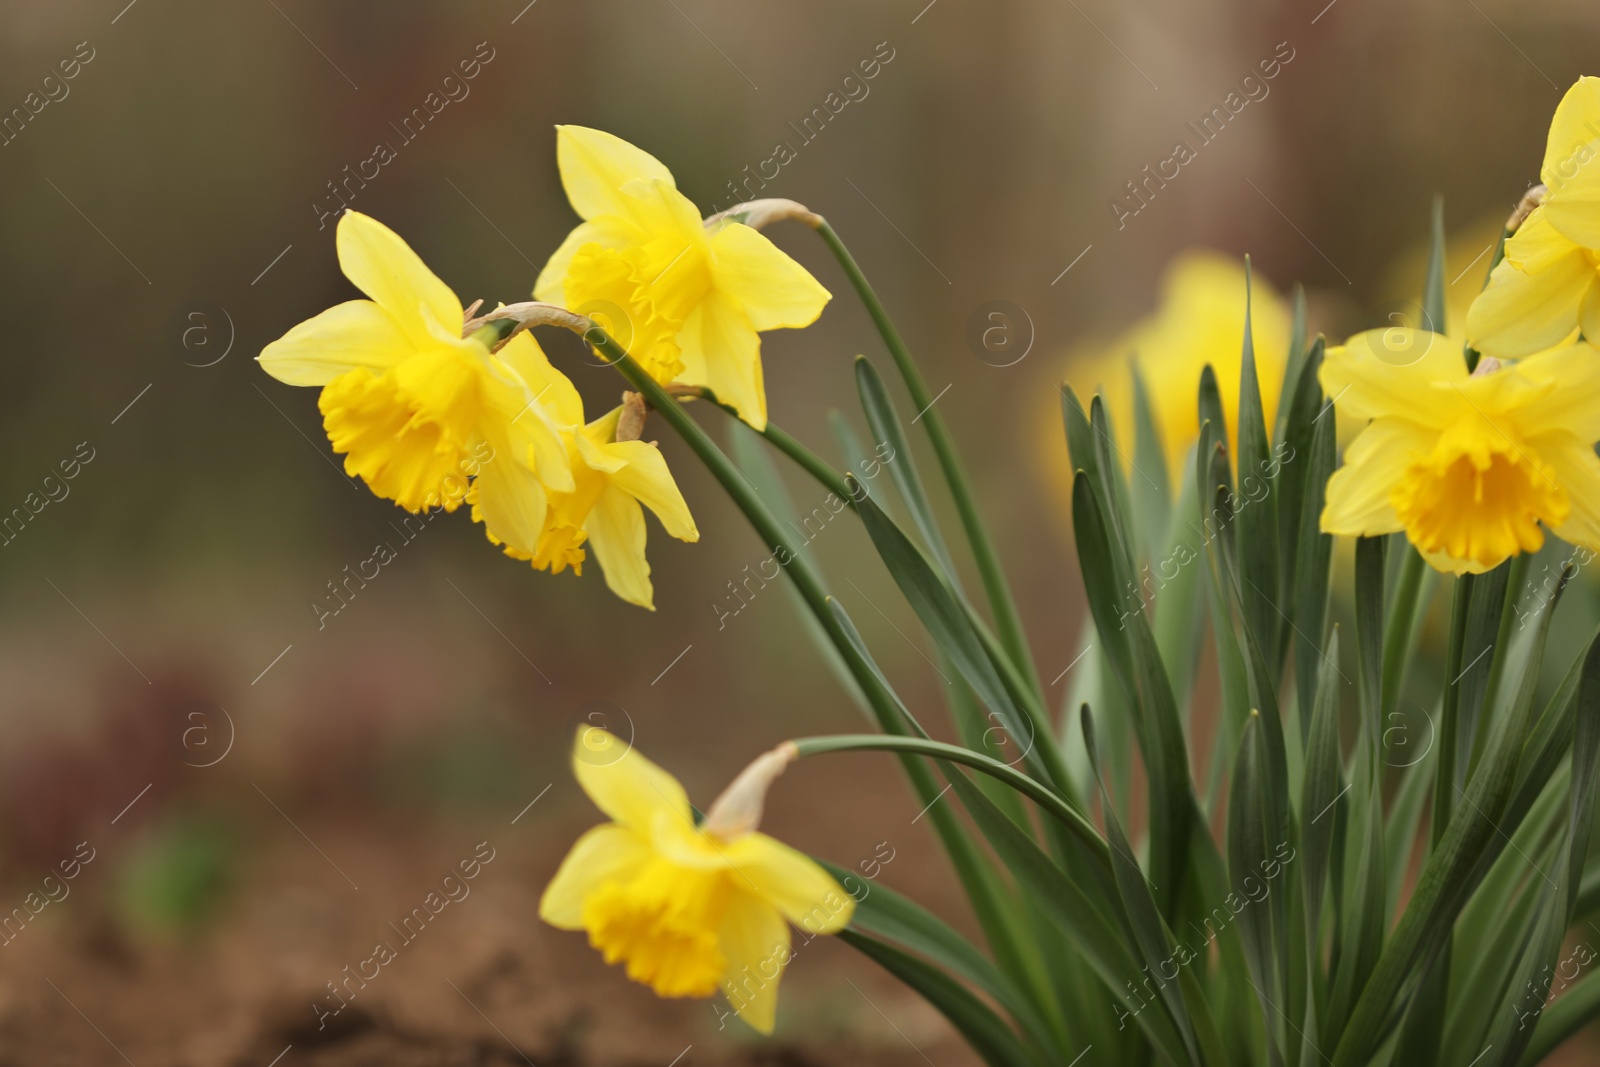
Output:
481,377,700,610
258,211,575,559
534,125,832,430
1467,77,1600,358
540,729,853,1033
1321,328,1600,573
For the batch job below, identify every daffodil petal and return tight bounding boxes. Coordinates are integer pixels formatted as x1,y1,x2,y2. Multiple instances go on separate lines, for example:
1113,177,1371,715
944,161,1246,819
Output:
1541,430,1600,553
723,833,854,933
619,177,706,246
1418,547,1496,576
576,415,630,475
557,125,677,224
258,300,412,386
538,824,652,928
1321,418,1432,537
719,893,790,1035
710,224,831,331
585,487,655,609
601,441,700,542
1468,212,1595,359
1582,282,1600,347
471,420,550,557
492,332,585,479
679,291,767,430
335,211,462,347
1320,329,1467,426
1514,342,1600,441
1542,77,1600,247
571,727,691,829
494,331,586,428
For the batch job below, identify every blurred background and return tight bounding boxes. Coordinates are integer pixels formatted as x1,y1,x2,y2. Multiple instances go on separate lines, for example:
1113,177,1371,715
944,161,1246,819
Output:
0,0,1594,1062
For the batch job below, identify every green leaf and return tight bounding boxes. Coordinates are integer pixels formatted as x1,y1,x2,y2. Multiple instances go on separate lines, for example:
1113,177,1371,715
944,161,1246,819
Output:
1130,360,1172,563
1456,565,1513,777
1329,563,1572,1064
727,420,867,715
822,859,1059,1056
1274,283,1309,445
1326,541,1388,1041
829,408,897,519
1300,626,1346,960
1229,712,1287,1064
1235,259,1282,665
838,929,1040,1067
855,356,965,591
851,485,1064,791
1084,707,1206,1066
1291,393,1337,738
1090,394,1144,579
1073,471,1206,916
1423,194,1447,336
940,767,1193,1065
1198,364,1230,469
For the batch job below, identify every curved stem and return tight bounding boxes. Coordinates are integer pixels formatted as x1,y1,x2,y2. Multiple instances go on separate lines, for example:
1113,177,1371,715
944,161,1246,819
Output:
793,733,1108,865
687,389,1077,802
677,388,854,501
812,220,1042,701
579,327,1060,1007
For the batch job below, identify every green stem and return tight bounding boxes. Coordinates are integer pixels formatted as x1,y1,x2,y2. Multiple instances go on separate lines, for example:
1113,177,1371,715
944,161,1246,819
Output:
1380,545,1428,720
813,220,1042,701
687,389,855,501
583,328,1056,999
689,385,1079,804
793,734,1108,864
1432,574,1474,848
1466,553,1530,782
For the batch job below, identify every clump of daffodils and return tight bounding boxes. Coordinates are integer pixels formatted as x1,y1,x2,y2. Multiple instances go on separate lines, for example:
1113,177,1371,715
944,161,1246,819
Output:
259,126,833,608
253,81,1600,1064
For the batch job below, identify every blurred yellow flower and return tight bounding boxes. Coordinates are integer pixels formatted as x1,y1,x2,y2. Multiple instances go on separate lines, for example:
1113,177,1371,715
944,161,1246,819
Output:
541,729,852,1033
534,125,832,430
1054,251,1290,489
1321,329,1600,574
1466,77,1600,358
258,211,574,556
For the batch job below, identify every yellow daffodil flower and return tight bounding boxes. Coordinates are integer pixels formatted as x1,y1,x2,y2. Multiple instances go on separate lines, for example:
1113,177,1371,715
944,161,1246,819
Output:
534,125,832,430
1320,328,1600,574
514,403,699,611
258,212,575,558
540,729,853,1033
1466,77,1600,358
